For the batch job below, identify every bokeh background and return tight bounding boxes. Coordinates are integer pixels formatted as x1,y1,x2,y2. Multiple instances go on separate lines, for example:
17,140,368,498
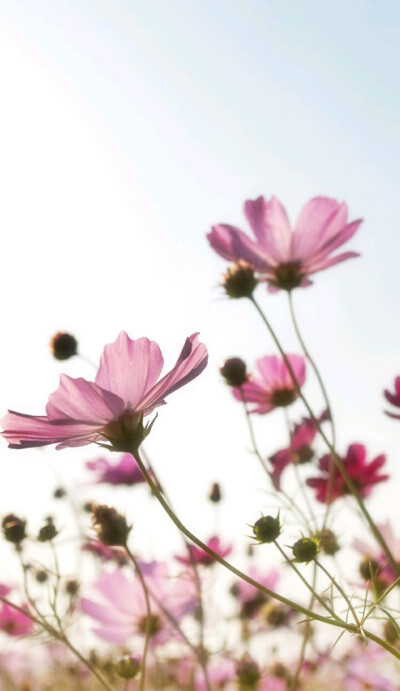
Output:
1,0,400,569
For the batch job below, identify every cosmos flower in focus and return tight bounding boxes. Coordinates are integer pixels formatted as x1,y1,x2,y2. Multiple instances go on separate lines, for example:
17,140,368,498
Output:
233,354,305,414
384,376,400,419
86,453,146,486
306,444,388,503
174,536,232,567
208,196,361,291
81,562,197,645
1,332,207,452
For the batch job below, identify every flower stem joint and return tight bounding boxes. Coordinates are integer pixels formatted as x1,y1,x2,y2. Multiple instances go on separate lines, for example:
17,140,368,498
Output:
252,514,281,544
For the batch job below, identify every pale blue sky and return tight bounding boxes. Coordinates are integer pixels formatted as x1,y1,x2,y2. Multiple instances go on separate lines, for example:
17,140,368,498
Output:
1,1,400,558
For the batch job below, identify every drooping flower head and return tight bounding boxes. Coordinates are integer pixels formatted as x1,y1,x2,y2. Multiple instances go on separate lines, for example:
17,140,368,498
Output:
208,196,362,292
233,354,305,414
306,444,388,504
1,332,207,452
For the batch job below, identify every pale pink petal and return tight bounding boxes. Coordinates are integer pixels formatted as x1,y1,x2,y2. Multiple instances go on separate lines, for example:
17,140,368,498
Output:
138,334,208,412
305,250,360,274
309,219,362,261
292,197,342,257
95,571,143,614
95,333,164,408
207,224,276,270
244,196,292,262
91,625,134,644
1,411,105,449
80,598,130,627
46,375,124,422
256,355,282,387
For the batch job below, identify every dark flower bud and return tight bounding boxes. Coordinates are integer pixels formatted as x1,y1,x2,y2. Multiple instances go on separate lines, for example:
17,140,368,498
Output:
316,529,340,556
35,570,49,583
236,655,260,687
65,579,80,597
252,514,281,543
37,518,57,542
83,501,94,514
209,482,222,503
264,602,292,627
53,487,67,499
2,514,27,544
115,655,141,680
384,619,400,644
222,262,258,299
92,505,131,547
220,358,248,387
50,332,78,360
292,536,318,563
359,557,381,581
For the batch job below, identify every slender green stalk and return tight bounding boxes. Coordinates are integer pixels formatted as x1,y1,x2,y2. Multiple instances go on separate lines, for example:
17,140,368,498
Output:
290,562,318,691
130,447,400,660
125,547,152,691
249,295,400,578
361,575,400,627
315,559,360,628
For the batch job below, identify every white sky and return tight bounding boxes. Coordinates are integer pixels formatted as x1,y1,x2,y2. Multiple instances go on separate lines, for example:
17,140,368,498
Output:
1,0,400,567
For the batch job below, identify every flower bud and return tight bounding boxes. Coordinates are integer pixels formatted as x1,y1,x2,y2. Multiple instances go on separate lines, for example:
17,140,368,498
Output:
37,518,57,542
384,619,399,644
65,579,80,597
53,487,67,499
292,536,318,563
2,514,27,544
316,528,340,555
209,482,222,503
115,655,141,680
222,262,258,298
35,570,48,583
252,514,281,543
220,358,247,387
50,332,78,360
236,655,260,687
359,557,380,581
92,505,131,547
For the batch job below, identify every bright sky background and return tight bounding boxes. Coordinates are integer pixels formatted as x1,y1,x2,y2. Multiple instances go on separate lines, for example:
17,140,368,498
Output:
1,0,400,568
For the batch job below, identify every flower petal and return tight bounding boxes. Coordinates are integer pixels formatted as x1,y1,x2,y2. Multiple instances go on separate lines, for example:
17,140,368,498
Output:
244,196,292,261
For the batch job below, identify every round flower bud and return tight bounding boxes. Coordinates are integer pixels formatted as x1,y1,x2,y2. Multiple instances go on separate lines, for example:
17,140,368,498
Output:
316,528,340,556
359,557,380,581
292,537,318,563
37,518,57,542
2,514,27,544
115,655,141,680
35,570,49,584
65,579,80,597
92,505,131,547
252,514,281,543
220,358,248,387
236,656,260,687
222,262,258,298
53,487,67,499
209,482,222,503
50,332,78,360
384,620,399,644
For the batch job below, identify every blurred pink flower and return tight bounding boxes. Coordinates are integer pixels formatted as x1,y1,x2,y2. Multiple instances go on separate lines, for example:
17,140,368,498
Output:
86,453,146,486
81,540,128,565
1,332,207,451
353,521,400,588
174,536,232,567
208,196,361,292
81,562,197,645
306,444,388,503
384,376,400,419
233,354,305,413
231,566,280,619
0,602,33,637
269,411,329,489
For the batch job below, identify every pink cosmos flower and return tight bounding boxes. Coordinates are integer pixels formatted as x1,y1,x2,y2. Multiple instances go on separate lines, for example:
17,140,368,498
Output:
0,602,33,637
306,444,388,503
1,332,207,452
81,540,128,565
81,562,197,645
384,376,400,419
269,411,329,489
233,354,305,413
231,566,280,619
85,453,146,486
208,196,362,292
174,536,232,567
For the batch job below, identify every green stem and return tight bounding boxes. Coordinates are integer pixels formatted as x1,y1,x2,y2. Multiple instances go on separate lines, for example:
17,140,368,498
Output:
125,547,152,691
249,295,400,578
315,559,360,628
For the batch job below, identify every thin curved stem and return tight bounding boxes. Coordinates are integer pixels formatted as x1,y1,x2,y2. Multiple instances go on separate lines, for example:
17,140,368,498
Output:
125,547,152,691
315,559,360,629
249,295,400,578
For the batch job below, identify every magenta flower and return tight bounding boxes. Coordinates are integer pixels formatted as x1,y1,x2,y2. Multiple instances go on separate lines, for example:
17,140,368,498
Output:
384,376,400,419
269,411,329,489
1,332,207,452
306,444,388,504
0,602,33,637
174,536,232,567
86,453,146,486
208,196,361,291
233,354,305,413
81,562,197,645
